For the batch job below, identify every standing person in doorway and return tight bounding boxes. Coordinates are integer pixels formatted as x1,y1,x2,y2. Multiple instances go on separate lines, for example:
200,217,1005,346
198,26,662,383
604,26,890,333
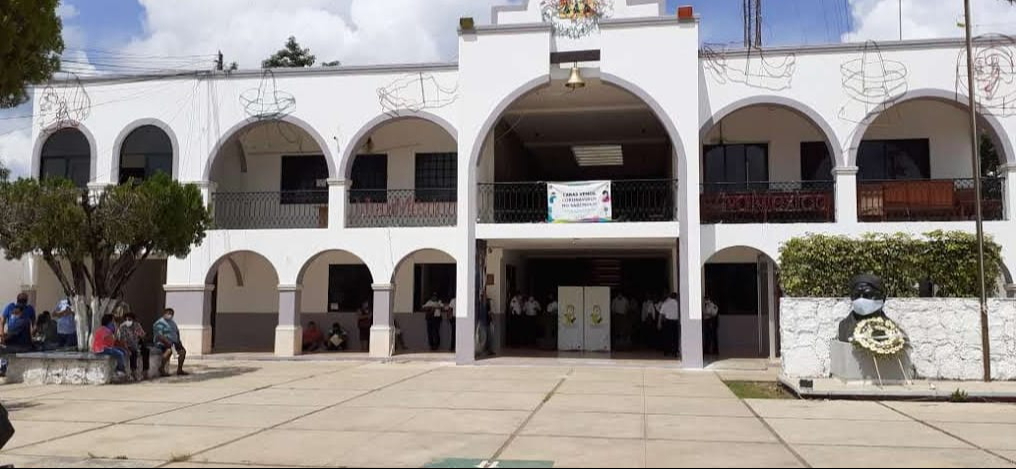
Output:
642,294,658,350
611,292,630,348
703,296,720,356
523,295,541,347
445,298,456,352
153,308,188,377
657,292,681,358
508,292,523,347
53,299,77,349
545,294,558,347
357,301,372,352
422,293,445,351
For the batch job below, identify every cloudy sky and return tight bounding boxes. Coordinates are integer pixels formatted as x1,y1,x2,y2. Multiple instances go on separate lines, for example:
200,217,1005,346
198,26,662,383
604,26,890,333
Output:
2,0,1016,176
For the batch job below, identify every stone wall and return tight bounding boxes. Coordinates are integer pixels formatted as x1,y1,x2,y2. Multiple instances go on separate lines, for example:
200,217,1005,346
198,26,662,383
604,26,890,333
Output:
781,298,1016,381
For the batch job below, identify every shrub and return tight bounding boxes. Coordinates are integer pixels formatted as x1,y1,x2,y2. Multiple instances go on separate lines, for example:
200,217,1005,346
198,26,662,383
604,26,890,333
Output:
779,230,1002,298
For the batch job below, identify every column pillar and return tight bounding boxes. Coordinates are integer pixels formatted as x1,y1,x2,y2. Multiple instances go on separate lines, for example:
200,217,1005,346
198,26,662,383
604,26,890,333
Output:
275,285,302,357
370,283,394,358
164,284,214,356
679,152,704,369
456,249,478,364
1003,163,1016,221
833,166,858,224
327,178,346,230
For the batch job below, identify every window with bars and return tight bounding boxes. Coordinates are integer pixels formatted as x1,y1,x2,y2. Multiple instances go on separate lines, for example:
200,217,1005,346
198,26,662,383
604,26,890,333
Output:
350,154,388,203
280,155,329,204
703,143,769,192
414,152,457,202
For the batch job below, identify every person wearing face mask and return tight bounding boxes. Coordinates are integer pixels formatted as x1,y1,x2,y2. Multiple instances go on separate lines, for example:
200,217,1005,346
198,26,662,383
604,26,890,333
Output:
92,314,127,378
839,274,889,342
116,312,150,381
153,308,188,377
2,293,36,345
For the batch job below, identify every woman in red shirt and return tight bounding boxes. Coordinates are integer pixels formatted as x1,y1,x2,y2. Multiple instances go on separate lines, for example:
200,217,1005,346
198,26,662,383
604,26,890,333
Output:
92,314,126,376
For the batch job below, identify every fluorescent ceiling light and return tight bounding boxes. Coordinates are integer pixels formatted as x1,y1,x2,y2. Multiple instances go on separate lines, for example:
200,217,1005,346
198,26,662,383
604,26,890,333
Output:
572,145,623,167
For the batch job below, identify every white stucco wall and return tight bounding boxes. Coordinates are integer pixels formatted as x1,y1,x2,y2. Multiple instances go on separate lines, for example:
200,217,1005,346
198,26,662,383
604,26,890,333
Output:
781,298,1016,381
0,254,26,306
214,251,279,315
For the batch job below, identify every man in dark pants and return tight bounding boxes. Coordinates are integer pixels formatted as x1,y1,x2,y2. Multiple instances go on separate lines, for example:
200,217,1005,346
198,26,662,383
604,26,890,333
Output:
445,298,456,352
656,292,681,358
422,294,444,351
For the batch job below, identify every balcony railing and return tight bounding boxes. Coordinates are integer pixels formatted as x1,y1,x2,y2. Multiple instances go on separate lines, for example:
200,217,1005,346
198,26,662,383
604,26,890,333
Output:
701,181,836,224
477,179,679,224
857,177,1005,222
346,188,457,228
212,190,328,230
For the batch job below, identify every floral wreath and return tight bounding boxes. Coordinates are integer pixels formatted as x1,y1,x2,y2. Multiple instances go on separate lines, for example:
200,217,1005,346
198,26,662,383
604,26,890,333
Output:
850,316,907,357
541,0,614,39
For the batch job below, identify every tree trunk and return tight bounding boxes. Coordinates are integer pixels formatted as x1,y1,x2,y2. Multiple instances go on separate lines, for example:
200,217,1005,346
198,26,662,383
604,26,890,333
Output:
71,295,120,352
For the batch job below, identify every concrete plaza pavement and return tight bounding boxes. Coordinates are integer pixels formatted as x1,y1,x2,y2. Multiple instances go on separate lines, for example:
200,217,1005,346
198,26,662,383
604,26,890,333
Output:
0,359,1014,468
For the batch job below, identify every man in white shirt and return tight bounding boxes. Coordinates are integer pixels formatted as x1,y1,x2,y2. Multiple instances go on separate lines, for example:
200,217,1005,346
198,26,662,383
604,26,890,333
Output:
508,293,523,346
656,292,681,358
703,297,719,356
422,293,445,351
543,294,559,348
445,298,457,352
611,293,630,348
642,296,658,349
524,296,541,346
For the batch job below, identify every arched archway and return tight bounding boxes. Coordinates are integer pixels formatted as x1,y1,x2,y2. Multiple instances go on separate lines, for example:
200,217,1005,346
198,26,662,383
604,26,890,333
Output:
700,98,841,224
207,118,333,230
342,115,459,228
296,249,375,351
469,75,686,224
114,119,177,183
205,251,280,353
848,89,1011,222
390,248,457,353
703,246,780,359
36,126,95,188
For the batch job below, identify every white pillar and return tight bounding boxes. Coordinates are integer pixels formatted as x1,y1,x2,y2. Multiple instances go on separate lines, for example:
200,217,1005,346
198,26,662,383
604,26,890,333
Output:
164,284,214,356
1003,164,1016,221
369,283,394,358
275,285,302,357
767,259,778,362
679,151,704,368
456,246,478,363
327,178,346,230
833,166,858,224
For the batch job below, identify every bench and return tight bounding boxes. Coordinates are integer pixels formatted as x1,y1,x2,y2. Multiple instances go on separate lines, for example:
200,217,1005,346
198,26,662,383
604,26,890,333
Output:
3,352,117,385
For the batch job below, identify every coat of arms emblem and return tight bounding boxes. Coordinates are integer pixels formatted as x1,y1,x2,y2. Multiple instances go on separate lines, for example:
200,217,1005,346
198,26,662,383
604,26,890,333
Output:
541,0,613,39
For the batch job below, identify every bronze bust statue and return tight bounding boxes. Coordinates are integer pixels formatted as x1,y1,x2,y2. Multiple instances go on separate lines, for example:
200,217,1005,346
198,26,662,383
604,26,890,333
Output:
838,274,888,342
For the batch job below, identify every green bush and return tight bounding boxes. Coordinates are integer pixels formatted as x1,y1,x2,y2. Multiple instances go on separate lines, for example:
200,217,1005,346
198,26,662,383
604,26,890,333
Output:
779,230,1002,298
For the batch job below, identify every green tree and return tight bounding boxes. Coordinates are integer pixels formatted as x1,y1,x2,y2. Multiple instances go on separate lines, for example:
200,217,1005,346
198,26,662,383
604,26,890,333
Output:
0,0,64,108
0,173,211,350
262,36,316,68
321,60,341,67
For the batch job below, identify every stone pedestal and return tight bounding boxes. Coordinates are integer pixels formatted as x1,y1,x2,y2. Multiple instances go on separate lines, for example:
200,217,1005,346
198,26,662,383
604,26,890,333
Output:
274,325,303,357
830,340,914,383
7,352,117,385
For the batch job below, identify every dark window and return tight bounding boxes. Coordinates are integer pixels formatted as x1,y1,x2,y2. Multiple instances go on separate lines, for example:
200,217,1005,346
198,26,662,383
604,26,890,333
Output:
119,125,173,184
413,263,456,312
280,155,328,204
800,142,833,181
40,128,91,188
703,143,769,192
415,152,457,202
704,263,758,316
327,264,373,312
857,139,930,181
350,154,388,203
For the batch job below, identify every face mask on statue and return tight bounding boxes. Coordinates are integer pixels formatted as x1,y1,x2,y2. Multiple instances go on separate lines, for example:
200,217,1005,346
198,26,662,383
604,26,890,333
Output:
852,298,884,316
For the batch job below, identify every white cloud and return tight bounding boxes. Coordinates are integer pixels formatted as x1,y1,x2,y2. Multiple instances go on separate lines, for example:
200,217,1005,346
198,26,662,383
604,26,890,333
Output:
845,0,1016,42
123,0,521,68
0,126,33,179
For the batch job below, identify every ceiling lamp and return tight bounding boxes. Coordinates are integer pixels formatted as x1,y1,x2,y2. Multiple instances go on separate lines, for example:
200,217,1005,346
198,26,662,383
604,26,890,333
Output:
573,145,623,167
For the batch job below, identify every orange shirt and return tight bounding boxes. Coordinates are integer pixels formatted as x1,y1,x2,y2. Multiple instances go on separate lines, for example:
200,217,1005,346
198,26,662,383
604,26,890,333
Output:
92,326,115,353
303,327,324,344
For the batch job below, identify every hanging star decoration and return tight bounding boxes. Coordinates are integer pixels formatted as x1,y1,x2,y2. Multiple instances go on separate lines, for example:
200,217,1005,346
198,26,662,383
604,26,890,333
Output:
541,0,613,39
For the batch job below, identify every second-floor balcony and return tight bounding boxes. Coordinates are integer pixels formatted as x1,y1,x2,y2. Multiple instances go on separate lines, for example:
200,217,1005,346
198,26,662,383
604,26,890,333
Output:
212,190,329,230
346,188,457,228
858,178,1005,222
701,181,836,224
477,179,679,224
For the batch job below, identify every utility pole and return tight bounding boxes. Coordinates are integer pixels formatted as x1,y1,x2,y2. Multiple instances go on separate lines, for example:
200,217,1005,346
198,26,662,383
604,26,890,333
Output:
743,0,762,48
962,0,991,382
216,51,224,71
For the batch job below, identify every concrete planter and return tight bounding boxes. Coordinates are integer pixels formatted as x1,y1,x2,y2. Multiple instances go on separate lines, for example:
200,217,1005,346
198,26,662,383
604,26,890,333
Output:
780,298,1016,381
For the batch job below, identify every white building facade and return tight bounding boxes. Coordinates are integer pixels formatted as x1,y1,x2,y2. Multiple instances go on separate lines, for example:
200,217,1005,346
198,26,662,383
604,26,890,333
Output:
21,0,1016,368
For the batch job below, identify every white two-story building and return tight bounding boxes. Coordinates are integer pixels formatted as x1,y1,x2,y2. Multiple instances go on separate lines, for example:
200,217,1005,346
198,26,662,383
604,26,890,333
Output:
19,0,1016,368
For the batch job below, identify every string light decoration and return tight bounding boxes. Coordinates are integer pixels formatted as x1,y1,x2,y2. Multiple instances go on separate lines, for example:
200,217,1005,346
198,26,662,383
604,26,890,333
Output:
239,69,296,120
540,0,613,39
838,41,909,124
377,72,457,117
957,33,1016,117
36,72,92,129
702,42,796,91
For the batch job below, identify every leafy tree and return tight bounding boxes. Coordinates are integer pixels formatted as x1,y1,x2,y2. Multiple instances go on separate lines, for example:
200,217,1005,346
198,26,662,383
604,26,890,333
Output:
321,60,341,67
0,173,211,350
0,0,64,108
262,36,316,68
0,161,8,181
227,61,239,72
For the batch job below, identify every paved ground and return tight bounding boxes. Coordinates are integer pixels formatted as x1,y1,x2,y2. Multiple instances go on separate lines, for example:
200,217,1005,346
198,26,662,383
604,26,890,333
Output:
0,359,1014,468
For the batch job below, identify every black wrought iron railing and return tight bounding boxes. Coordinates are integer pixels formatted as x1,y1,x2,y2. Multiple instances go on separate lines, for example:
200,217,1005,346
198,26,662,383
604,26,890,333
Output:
476,179,679,224
212,190,329,230
701,181,836,224
347,188,457,228
857,177,1005,222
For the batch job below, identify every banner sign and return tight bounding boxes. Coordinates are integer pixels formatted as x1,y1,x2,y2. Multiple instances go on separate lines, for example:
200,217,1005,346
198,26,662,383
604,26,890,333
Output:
547,181,612,223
